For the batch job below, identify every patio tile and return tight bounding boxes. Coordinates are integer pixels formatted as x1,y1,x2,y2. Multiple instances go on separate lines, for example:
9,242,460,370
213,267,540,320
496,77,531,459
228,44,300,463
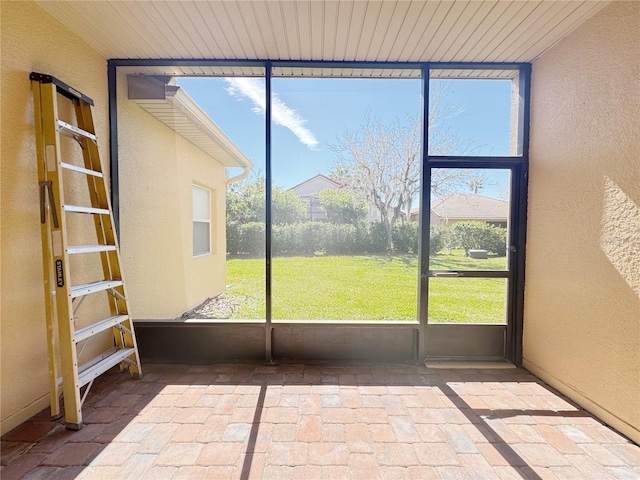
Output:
323,465,356,479
290,464,322,480
413,442,459,466
136,424,179,454
376,443,420,467
2,422,57,443
345,424,375,453
2,363,639,480
89,442,137,467
307,442,350,465
389,415,421,443
512,443,571,467
42,442,102,466
1,440,35,465
321,423,347,442
266,441,309,466
0,453,48,480
566,454,618,479
604,443,640,466
272,423,298,442
155,443,203,467
112,453,156,479
298,415,322,442
322,407,356,424
197,442,243,466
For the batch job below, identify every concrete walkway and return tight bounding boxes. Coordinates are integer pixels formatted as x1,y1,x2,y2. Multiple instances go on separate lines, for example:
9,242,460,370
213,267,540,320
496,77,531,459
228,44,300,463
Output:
1,363,639,479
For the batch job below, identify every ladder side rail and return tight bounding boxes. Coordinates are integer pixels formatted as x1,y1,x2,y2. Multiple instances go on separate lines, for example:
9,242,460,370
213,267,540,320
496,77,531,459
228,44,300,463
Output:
74,99,125,351
75,100,142,378
32,81,63,421
73,101,115,290
41,83,84,429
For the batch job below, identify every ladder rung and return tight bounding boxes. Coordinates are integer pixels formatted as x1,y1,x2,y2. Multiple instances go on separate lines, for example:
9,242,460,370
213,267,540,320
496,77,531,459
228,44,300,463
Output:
60,162,103,178
64,205,110,215
67,245,117,254
57,120,97,141
74,315,130,343
71,280,123,298
77,347,136,388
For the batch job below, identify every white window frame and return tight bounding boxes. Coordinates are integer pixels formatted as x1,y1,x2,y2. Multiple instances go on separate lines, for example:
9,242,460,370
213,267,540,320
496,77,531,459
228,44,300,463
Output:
192,185,211,257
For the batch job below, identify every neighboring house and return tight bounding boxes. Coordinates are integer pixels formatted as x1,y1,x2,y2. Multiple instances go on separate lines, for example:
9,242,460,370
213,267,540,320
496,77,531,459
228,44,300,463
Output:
122,75,253,319
289,174,342,221
410,193,509,227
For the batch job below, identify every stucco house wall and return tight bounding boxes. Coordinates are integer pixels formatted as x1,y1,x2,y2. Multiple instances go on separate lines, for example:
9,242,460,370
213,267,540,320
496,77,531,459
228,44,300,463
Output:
117,73,228,318
0,1,114,434
525,1,639,444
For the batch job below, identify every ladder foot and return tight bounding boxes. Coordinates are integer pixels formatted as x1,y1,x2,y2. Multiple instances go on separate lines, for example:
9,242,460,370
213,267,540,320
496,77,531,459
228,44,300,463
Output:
65,422,83,431
50,413,64,421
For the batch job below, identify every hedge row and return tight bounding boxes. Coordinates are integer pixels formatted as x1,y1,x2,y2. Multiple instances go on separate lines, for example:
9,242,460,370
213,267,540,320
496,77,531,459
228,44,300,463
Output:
227,221,507,257
227,221,387,256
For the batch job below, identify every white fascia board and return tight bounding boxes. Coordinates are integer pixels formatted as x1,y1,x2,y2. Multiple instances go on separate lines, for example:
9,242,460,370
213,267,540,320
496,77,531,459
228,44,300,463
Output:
166,88,253,169
129,75,253,170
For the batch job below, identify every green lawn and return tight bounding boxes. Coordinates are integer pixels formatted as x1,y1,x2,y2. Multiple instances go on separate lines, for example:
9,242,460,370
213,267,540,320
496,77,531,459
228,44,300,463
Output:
223,254,507,323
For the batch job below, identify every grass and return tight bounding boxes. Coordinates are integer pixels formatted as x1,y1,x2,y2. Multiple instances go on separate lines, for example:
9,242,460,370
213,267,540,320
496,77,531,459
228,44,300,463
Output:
224,254,507,323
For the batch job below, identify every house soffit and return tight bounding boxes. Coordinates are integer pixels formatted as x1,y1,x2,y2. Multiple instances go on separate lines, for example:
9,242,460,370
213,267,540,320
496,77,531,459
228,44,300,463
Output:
128,75,253,169
36,1,608,74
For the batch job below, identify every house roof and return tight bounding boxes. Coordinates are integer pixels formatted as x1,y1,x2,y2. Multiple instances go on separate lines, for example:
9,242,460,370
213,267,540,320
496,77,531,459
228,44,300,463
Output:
128,75,253,169
289,174,342,194
431,193,508,221
37,1,607,73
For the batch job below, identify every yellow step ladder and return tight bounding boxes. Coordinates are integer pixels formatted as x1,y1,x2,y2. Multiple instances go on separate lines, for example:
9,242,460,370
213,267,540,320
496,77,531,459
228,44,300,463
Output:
30,72,142,430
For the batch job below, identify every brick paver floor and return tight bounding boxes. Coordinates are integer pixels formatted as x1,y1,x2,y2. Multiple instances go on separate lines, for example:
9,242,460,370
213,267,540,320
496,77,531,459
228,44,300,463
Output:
1,364,638,479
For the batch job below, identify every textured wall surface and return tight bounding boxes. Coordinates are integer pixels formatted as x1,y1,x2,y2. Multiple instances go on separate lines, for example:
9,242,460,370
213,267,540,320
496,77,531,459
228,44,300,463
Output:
117,73,227,319
0,2,110,434
525,1,639,443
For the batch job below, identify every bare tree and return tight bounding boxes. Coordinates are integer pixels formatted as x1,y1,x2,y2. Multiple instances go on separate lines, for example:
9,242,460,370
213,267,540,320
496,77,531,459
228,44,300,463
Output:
330,83,482,250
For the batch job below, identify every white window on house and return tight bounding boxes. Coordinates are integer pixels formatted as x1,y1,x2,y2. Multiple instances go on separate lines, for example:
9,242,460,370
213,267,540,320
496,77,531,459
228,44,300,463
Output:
193,185,211,256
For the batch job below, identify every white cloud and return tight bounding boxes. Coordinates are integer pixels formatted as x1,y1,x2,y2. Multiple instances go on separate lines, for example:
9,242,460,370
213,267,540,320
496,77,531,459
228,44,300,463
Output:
225,78,319,149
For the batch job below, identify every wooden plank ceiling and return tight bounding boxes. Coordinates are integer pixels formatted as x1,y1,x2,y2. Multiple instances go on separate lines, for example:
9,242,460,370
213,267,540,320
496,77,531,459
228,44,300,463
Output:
37,0,607,68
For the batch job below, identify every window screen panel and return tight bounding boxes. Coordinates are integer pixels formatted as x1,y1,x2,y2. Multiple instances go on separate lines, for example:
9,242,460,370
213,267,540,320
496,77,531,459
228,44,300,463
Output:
193,221,210,256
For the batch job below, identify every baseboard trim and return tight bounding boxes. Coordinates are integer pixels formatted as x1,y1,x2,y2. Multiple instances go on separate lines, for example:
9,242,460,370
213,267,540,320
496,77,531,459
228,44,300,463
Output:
1,394,50,436
425,361,516,369
523,358,639,445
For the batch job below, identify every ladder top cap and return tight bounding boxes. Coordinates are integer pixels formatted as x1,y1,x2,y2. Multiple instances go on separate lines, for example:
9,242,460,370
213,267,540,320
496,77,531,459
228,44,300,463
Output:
30,72,94,106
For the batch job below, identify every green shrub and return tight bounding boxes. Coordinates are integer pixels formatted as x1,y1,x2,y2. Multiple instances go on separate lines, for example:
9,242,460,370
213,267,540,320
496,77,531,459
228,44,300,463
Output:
392,222,419,253
429,225,447,255
228,220,420,256
324,223,357,254
226,222,241,255
449,221,507,256
316,189,368,225
353,222,387,254
237,222,266,256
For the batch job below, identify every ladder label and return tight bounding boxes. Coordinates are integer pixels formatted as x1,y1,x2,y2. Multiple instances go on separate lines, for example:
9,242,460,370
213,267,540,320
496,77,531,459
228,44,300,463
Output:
55,259,64,287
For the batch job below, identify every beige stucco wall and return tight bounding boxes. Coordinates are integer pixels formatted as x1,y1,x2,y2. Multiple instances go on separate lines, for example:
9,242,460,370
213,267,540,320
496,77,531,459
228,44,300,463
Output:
118,73,227,319
525,1,639,444
0,1,111,434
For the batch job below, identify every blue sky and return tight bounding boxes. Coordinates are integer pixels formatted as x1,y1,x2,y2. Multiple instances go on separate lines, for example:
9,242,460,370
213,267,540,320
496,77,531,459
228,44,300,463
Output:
178,75,512,199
